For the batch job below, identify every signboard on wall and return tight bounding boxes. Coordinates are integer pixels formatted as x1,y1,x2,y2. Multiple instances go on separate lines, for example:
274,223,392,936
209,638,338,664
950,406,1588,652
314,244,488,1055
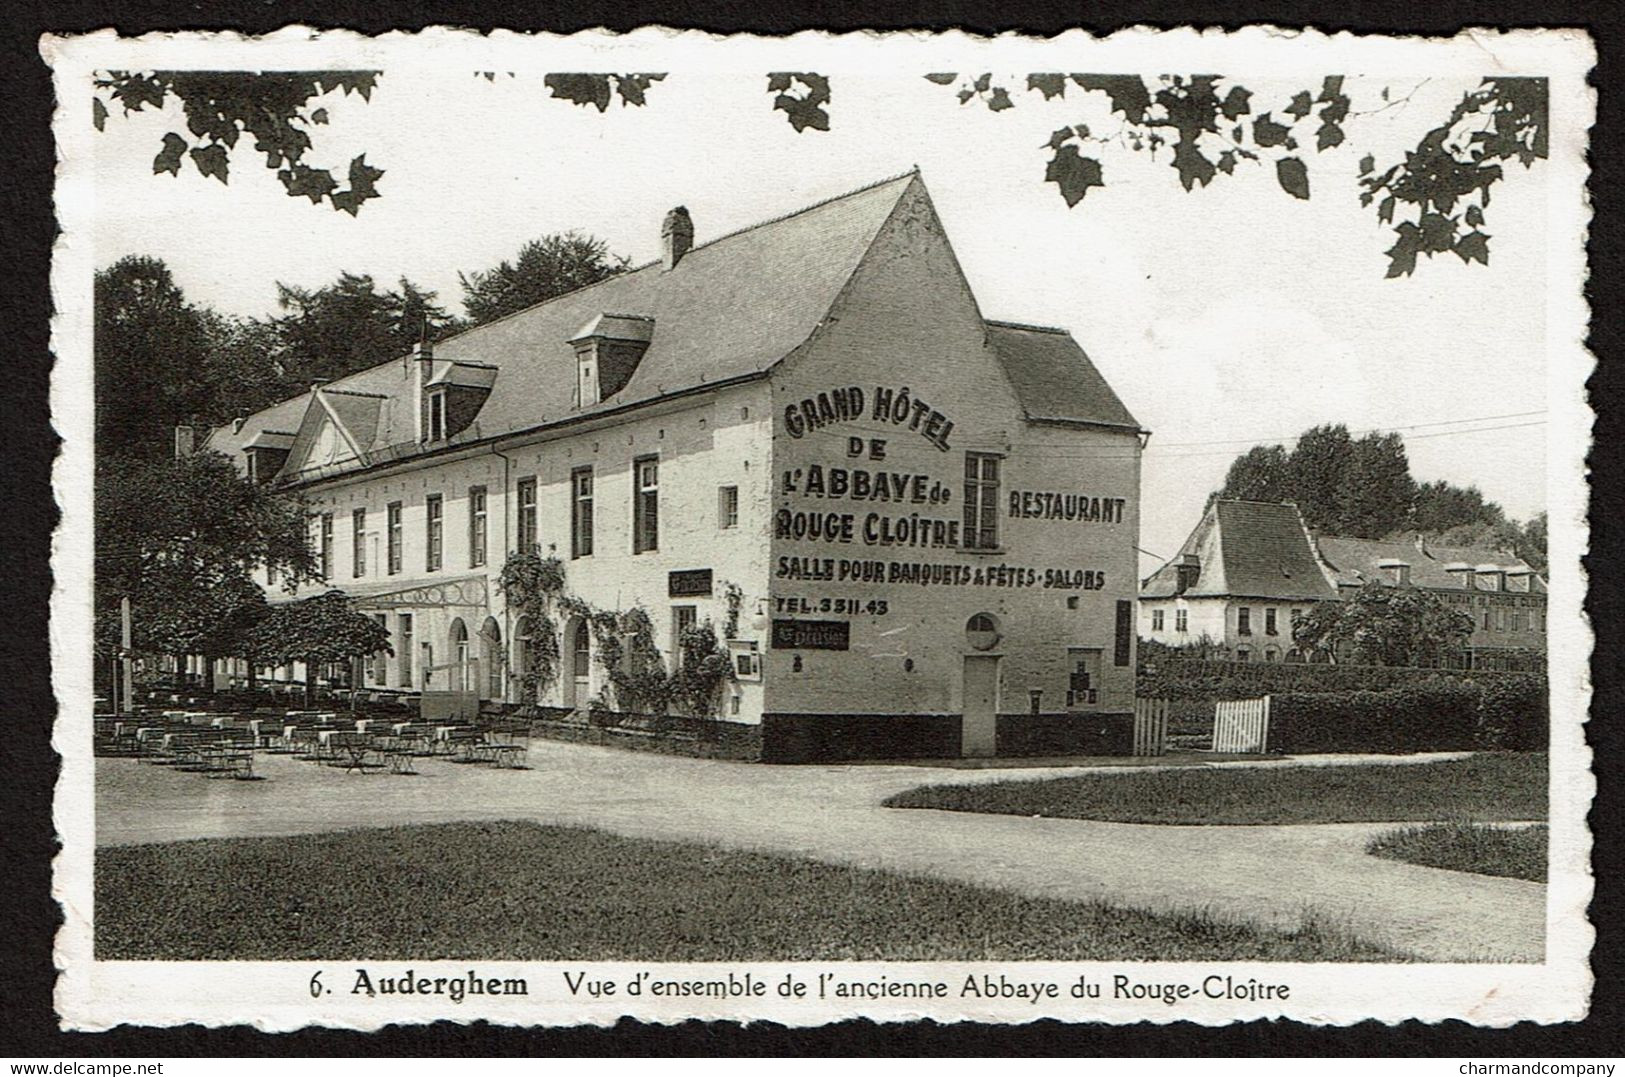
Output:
668,569,713,597
770,619,851,651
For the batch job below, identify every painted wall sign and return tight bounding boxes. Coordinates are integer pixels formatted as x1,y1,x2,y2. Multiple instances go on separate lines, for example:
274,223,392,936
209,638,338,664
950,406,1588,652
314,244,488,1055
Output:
774,555,1107,590
1008,490,1128,525
783,384,954,451
668,568,714,597
770,618,851,651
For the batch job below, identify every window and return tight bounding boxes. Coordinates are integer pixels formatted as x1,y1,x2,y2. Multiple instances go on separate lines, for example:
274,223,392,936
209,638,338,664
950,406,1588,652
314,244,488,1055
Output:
351,508,366,578
1176,609,1188,633
671,605,698,668
962,453,1001,550
425,494,443,571
1114,600,1132,666
516,478,538,552
398,613,414,687
318,513,334,580
1291,607,1304,624
1236,647,1251,663
1238,607,1253,636
633,455,660,553
468,486,487,568
571,468,594,558
719,485,739,529
1151,609,1165,632
966,612,1001,651
1483,610,1492,631
427,390,447,441
572,620,591,679
387,502,403,575
1265,608,1278,636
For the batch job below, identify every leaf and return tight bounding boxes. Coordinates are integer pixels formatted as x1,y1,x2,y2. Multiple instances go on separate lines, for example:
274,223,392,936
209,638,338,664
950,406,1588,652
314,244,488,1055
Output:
767,73,792,93
1044,144,1104,207
279,163,337,205
152,132,187,176
93,96,107,132
1275,157,1310,200
1252,113,1290,148
1027,73,1067,99
1219,85,1252,120
1072,74,1151,124
1316,120,1344,151
1466,204,1484,227
615,73,666,107
1046,126,1074,150
1217,150,1237,175
1385,226,1421,278
1173,139,1216,191
1378,195,1396,223
1454,230,1490,265
309,107,329,125
973,73,991,92
987,86,1013,112
1418,212,1455,253
1359,154,1374,176
189,143,230,184
924,72,958,85
770,73,831,133
544,73,614,112
1319,76,1345,101
1286,91,1314,119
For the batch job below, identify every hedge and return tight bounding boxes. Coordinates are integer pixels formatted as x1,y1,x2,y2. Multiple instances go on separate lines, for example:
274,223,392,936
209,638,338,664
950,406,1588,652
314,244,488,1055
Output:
1259,675,1548,754
1138,657,1531,703
1267,682,1481,753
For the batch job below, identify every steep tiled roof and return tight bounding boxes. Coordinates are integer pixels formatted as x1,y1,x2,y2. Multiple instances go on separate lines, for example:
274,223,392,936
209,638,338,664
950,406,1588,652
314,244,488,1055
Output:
1315,535,1545,592
1141,500,1337,601
984,321,1142,431
203,172,920,470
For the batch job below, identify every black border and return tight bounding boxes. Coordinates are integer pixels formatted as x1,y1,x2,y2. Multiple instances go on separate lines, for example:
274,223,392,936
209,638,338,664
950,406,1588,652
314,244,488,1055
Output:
3,0,1620,1057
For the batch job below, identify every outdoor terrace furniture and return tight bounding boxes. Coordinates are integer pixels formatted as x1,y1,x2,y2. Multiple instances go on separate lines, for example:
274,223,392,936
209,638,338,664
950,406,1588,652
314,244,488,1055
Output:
326,732,381,774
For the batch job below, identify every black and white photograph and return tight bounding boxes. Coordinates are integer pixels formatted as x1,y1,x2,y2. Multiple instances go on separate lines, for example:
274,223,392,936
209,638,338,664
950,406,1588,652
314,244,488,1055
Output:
44,26,1594,1030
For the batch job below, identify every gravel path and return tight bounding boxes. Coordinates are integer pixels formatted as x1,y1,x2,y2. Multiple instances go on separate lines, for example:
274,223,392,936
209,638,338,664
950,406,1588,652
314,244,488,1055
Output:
94,742,1545,962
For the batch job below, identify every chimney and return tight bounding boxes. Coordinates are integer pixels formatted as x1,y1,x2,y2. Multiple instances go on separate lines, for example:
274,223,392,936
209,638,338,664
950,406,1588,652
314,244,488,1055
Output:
173,424,196,459
661,206,694,270
1377,558,1411,586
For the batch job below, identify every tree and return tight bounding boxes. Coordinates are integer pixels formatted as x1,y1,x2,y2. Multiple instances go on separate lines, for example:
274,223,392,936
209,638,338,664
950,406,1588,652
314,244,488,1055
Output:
94,256,216,460
459,233,627,326
246,590,393,707
1338,432,1415,537
1410,479,1506,535
95,451,320,664
94,71,385,214
1216,444,1291,503
1292,580,1474,666
271,272,454,386
94,70,1547,275
1518,512,1548,574
1283,423,1354,532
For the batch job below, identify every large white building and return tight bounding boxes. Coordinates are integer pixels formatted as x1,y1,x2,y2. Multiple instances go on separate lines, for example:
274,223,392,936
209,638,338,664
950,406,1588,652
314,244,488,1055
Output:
204,171,1147,760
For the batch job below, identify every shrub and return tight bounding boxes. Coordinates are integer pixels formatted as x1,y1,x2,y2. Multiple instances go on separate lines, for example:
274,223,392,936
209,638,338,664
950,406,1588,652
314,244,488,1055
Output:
1473,673,1549,751
1267,680,1481,753
1139,656,1536,703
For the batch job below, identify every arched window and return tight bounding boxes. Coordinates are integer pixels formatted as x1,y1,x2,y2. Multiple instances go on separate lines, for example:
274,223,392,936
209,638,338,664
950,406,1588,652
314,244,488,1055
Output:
966,612,1001,651
448,618,469,691
480,617,502,699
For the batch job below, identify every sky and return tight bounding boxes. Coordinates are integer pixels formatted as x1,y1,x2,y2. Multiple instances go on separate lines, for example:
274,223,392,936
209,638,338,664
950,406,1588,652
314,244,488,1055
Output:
88,66,1551,575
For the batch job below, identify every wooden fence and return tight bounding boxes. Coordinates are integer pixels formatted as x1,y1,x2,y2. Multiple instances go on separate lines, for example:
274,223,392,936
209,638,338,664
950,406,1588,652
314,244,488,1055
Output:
1212,695,1272,754
1132,697,1169,756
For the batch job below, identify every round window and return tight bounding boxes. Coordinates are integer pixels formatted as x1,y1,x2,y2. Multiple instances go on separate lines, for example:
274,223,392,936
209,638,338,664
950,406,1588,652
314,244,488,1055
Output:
966,612,1001,651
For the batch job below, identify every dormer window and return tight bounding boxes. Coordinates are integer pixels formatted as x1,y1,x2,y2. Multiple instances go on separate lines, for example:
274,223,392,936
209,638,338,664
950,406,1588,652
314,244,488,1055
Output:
569,313,654,409
427,388,448,441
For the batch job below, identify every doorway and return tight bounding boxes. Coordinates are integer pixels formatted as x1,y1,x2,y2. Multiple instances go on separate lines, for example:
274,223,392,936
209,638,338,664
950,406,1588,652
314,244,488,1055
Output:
962,654,1000,757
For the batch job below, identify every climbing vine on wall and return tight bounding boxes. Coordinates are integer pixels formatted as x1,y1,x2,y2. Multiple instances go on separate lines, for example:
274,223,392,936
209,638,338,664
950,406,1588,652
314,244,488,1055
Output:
496,547,567,705
497,563,737,721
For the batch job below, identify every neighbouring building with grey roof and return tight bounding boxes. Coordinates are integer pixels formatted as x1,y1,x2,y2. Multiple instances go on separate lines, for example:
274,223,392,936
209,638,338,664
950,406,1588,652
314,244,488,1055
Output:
1139,499,1546,668
193,171,1148,761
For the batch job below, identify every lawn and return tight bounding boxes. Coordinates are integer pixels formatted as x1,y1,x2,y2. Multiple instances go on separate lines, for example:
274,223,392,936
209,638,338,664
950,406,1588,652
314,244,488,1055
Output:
882,752,1547,826
95,821,1400,962
1366,823,1548,882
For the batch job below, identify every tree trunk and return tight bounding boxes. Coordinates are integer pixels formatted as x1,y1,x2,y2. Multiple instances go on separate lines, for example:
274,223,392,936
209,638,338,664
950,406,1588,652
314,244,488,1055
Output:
304,655,316,710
